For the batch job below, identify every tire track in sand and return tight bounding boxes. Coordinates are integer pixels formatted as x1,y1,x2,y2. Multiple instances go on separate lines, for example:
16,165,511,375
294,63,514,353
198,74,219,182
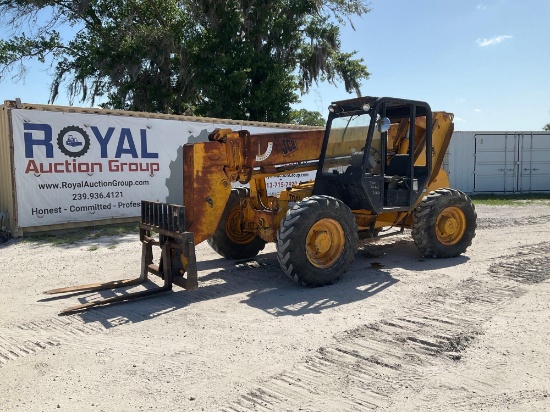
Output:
0,315,105,368
222,277,525,411
0,258,277,369
488,241,550,284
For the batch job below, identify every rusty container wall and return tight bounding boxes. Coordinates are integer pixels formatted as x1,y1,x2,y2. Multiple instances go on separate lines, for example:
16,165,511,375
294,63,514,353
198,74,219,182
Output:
0,100,321,237
11,101,319,130
0,103,15,235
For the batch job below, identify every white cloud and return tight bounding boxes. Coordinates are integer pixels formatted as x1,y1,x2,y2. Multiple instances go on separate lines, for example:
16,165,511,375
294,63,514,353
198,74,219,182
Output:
454,117,466,123
477,4,487,10
476,35,513,47
474,108,482,113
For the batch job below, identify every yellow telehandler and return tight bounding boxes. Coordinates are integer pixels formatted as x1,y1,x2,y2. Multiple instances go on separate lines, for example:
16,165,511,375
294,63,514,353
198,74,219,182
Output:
46,96,476,314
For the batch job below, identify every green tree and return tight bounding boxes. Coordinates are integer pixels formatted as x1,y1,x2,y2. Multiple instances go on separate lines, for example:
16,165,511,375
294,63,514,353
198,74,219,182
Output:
544,124,550,131
0,0,370,122
289,108,326,126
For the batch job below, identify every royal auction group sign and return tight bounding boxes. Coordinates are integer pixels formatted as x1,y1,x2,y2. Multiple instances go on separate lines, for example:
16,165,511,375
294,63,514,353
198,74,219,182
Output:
12,109,298,228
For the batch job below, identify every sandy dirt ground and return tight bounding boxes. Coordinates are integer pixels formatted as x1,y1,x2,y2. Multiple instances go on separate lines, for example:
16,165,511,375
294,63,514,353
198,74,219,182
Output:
1,203,549,412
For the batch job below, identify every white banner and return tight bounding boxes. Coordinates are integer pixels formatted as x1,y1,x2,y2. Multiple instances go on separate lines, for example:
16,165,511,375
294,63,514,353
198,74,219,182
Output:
11,109,300,228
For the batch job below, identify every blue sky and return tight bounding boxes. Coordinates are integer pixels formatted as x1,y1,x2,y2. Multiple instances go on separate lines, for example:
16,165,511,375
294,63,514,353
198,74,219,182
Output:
300,0,550,131
1,0,549,131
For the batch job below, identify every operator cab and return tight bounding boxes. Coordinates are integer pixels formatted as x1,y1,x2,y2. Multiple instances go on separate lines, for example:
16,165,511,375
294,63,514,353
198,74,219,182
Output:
312,97,433,213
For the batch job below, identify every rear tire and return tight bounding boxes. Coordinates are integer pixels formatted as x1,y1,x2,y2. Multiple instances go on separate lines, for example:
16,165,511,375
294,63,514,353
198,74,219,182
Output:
277,195,358,286
412,188,476,258
207,188,266,259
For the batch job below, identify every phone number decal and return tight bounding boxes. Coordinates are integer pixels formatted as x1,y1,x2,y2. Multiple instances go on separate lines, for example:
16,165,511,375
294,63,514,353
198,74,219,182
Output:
72,191,124,201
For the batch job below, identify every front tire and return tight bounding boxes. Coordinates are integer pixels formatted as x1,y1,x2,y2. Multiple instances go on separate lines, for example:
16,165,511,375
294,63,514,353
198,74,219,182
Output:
277,196,358,286
207,188,266,259
412,188,476,258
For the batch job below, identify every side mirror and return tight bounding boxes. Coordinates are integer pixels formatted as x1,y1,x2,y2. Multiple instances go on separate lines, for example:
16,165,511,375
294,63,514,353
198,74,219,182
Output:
377,117,391,133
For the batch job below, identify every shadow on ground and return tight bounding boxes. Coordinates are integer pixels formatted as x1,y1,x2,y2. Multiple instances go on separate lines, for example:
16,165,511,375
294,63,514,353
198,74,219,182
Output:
41,236,469,329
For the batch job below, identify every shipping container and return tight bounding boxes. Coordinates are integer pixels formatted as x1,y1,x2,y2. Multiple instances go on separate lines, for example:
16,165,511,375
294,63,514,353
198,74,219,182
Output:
446,131,550,194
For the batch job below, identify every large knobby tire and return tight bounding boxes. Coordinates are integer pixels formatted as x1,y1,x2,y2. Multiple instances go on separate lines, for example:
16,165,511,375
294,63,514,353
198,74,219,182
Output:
277,195,359,287
412,188,477,258
207,188,266,259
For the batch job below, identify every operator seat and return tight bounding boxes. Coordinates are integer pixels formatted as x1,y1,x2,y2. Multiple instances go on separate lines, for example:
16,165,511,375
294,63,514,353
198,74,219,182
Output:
386,154,410,176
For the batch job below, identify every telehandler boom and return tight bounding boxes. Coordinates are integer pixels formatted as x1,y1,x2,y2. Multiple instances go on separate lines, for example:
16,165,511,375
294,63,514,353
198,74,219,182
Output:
46,96,476,314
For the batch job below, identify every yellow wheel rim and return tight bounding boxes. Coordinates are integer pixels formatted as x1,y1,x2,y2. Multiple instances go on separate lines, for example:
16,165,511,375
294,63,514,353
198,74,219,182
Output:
225,207,256,245
436,206,466,246
306,218,345,269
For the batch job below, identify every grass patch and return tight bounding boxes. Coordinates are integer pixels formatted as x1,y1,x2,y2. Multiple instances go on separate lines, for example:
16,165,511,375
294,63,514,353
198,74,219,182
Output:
88,244,99,251
470,193,550,206
23,223,138,246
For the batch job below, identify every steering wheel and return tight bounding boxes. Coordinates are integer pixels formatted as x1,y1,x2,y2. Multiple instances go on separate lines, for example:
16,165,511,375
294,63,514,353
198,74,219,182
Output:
369,147,382,165
363,147,382,174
